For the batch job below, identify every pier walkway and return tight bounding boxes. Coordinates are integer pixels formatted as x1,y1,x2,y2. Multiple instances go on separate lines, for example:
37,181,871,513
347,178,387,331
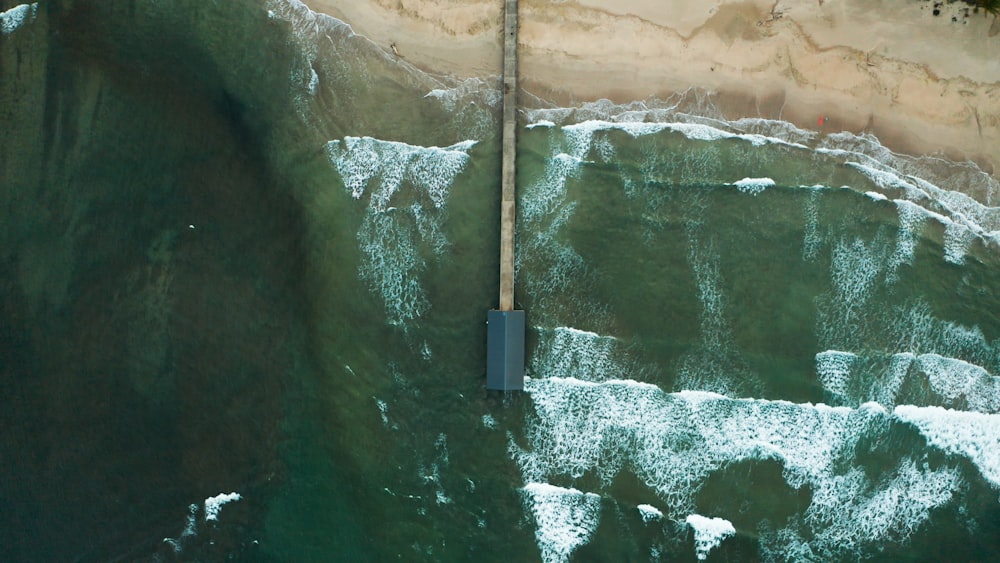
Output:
499,0,518,312
486,0,524,392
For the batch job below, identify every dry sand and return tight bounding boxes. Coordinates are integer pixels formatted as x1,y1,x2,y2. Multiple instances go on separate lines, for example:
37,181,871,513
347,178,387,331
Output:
305,0,1000,174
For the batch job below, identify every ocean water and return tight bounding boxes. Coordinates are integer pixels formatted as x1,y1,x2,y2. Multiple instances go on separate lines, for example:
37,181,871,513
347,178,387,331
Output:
2,1,1000,561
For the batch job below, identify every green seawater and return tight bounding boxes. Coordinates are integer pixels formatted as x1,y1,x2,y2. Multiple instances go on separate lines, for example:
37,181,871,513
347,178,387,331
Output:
2,1,1000,562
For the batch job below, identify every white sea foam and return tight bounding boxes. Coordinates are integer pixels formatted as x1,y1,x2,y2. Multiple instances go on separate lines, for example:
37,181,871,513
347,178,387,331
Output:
562,120,668,159
524,105,575,126
355,211,429,324
847,161,996,265
802,189,822,262
520,153,584,225
521,232,607,331
506,95,1000,559
731,177,775,196
890,300,1000,372
906,174,1000,240
665,122,736,144
0,3,37,34
676,227,758,396
420,434,452,506
886,200,927,284
326,136,474,324
517,376,862,497
513,377,964,557
865,191,889,201
326,136,473,207
524,95,679,127
831,236,883,308
667,122,806,148
814,349,1000,414
425,78,501,111
917,354,1000,413
482,414,497,430
847,161,920,196
163,503,199,554
815,233,892,351
882,353,916,405
629,135,670,194
845,160,1000,242
264,0,370,123
531,327,621,382
637,503,663,523
818,130,998,208
675,389,729,402
894,405,1000,489
522,483,602,563
559,120,806,163
686,514,735,561
757,457,959,560
803,459,962,557
943,220,976,265
517,141,612,330
204,492,242,521
528,120,556,129
376,398,389,426
523,92,822,152
424,77,502,139
816,350,857,402
307,67,319,96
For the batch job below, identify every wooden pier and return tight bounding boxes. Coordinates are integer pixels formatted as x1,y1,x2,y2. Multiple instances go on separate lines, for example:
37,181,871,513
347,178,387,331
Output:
486,0,524,392
499,0,518,312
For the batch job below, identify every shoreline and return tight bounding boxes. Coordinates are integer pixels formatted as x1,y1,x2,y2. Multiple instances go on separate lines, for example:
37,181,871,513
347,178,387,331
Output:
304,0,1000,176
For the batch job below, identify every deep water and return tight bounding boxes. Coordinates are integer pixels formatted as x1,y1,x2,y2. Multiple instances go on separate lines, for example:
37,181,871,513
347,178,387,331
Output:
2,1,1000,562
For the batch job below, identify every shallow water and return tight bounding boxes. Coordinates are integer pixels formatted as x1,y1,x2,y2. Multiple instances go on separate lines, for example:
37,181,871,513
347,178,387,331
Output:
2,1,1000,561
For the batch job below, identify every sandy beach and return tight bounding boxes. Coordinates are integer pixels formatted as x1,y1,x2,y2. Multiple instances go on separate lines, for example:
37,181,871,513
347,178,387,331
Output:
305,0,1000,174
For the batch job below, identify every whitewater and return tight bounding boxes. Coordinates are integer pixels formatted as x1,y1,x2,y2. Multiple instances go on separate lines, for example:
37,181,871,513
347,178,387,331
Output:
281,1,1000,557
4,1,998,560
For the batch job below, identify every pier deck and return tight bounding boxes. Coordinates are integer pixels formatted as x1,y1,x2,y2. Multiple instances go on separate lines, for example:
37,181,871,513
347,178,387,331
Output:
487,0,524,392
499,0,517,312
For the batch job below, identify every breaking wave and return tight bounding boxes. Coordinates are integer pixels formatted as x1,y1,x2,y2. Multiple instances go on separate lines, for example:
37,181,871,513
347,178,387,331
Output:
511,376,967,559
511,92,1000,560
326,136,474,325
0,2,37,35
521,483,602,563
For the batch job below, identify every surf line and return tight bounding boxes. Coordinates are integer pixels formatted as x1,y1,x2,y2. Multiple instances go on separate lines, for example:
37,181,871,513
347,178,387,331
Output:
486,0,525,392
